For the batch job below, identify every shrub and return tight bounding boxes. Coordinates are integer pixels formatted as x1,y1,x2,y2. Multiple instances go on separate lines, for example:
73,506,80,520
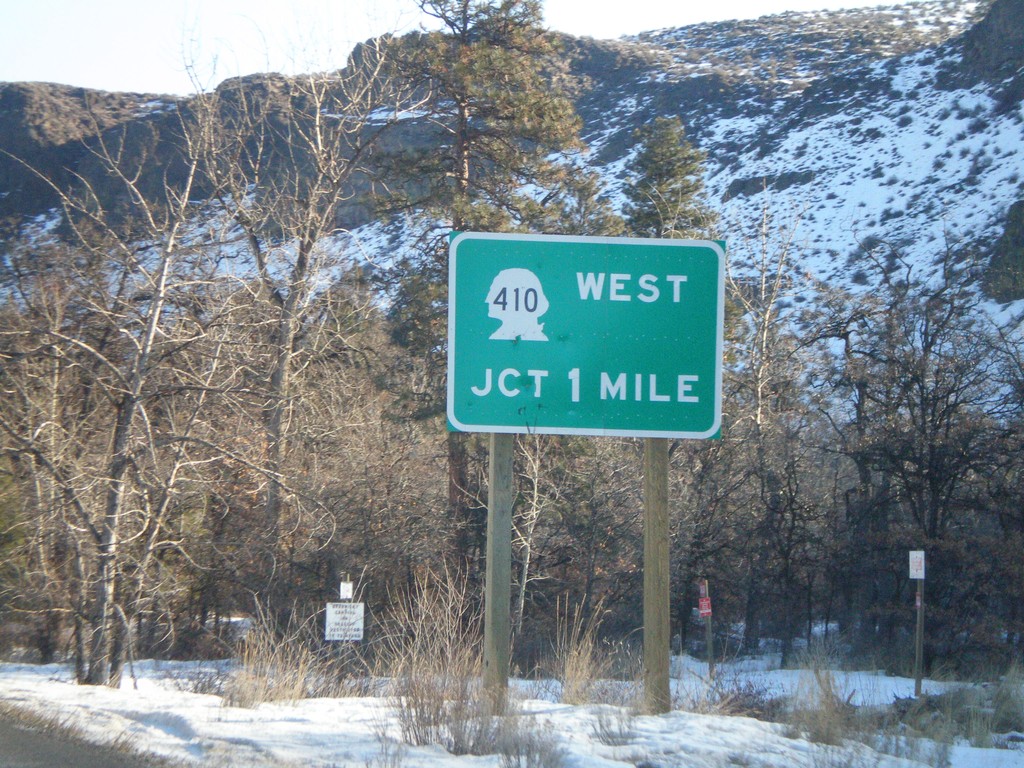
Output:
222,606,315,708
374,569,499,755
591,704,637,746
496,713,567,768
220,602,373,708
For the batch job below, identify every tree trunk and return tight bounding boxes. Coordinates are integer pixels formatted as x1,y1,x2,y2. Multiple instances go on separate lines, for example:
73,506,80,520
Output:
84,178,187,684
742,562,761,655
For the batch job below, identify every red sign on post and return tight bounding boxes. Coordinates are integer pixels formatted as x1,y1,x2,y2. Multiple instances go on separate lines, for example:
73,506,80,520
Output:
698,597,713,618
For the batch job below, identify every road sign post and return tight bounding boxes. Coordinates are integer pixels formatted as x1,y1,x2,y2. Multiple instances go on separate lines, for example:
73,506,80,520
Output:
698,579,714,680
643,437,670,713
483,432,514,702
448,233,724,707
910,550,926,696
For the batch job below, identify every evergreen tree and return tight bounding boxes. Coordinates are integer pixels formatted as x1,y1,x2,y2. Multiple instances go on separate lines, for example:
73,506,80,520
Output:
525,170,625,236
378,0,589,571
623,116,714,239
984,199,1024,302
385,0,583,232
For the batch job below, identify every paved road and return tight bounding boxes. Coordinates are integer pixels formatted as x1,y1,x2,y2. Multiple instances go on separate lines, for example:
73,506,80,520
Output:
0,715,166,768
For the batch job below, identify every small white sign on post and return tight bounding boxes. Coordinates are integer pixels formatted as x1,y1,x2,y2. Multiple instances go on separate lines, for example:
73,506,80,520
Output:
339,581,354,600
325,602,364,641
909,550,926,580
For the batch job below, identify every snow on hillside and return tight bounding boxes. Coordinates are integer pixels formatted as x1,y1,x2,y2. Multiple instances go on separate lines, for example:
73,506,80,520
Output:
575,0,1023,308
707,52,1024,288
2,657,1023,767
632,1,986,90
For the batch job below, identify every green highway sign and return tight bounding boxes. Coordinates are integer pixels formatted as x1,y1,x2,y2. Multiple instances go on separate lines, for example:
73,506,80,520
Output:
447,232,724,438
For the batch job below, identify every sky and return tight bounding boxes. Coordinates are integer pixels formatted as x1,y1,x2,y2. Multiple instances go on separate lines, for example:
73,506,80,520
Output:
0,0,920,96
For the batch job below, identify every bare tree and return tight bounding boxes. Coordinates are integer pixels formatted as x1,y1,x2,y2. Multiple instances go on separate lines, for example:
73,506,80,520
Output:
0,101,220,683
723,200,828,661
195,40,416,539
809,237,1014,661
0,36,419,678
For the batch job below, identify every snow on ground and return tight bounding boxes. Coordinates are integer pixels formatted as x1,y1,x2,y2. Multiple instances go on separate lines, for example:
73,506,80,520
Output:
2,655,1023,767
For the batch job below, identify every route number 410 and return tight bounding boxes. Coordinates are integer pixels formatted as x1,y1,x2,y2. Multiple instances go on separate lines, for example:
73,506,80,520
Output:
492,286,540,312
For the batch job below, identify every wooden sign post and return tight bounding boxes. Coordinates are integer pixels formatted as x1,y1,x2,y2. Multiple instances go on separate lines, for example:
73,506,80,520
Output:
909,550,925,697
698,579,714,681
643,437,671,713
448,233,724,711
483,432,514,699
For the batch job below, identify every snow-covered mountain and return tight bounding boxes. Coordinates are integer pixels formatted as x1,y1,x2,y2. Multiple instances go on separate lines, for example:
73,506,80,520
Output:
564,0,1023,301
2,0,1022,301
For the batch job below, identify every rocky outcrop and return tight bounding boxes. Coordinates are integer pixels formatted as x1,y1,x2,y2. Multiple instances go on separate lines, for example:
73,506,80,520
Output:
961,0,1024,80
0,82,174,230
985,200,1024,302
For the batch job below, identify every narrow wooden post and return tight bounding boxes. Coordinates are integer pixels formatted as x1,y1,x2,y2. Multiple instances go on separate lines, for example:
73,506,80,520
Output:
699,578,714,680
484,432,514,697
909,549,926,698
705,611,715,681
914,577,925,697
643,437,671,714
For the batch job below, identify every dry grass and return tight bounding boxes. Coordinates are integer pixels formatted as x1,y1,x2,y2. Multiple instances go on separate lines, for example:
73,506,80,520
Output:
369,569,567,766
552,598,616,705
220,600,381,709
367,733,407,768
788,665,857,745
991,661,1024,734
373,569,499,754
884,665,1024,757
202,572,572,764
0,700,86,738
222,606,314,707
197,570,571,763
